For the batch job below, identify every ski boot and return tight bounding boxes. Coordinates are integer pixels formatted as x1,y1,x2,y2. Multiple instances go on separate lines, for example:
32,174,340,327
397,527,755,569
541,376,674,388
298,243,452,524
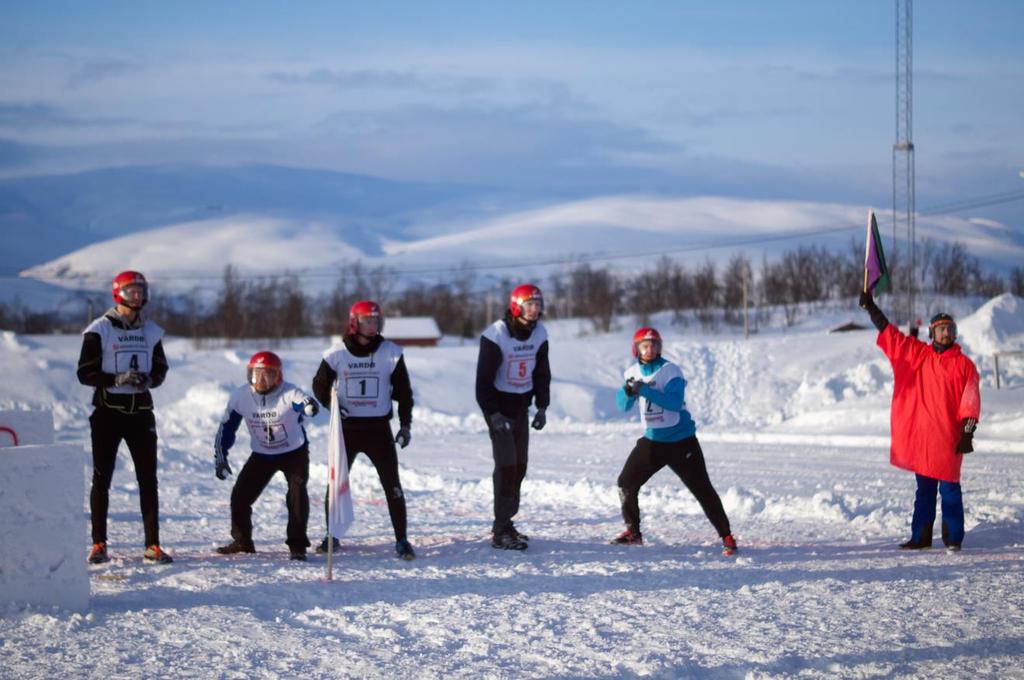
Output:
396,539,416,561
491,529,528,551
216,540,256,555
316,536,341,554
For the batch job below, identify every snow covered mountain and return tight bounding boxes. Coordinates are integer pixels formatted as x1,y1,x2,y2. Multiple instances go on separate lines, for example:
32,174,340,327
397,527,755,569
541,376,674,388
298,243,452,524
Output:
0,163,531,274
5,164,1024,311
16,189,1024,302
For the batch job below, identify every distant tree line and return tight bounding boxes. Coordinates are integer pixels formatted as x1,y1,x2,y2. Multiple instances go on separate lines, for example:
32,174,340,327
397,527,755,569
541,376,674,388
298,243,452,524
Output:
3,239,1023,338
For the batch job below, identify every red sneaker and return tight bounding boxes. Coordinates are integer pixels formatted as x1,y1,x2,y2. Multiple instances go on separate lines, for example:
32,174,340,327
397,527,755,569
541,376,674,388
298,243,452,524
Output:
143,545,173,564
87,542,109,564
722,534,738,556
611,528,644,545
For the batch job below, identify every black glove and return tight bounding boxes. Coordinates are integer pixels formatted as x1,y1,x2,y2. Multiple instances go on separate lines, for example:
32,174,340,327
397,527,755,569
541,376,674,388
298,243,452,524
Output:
956,418,977,454
214,448,232,480
302,397,319,417
624,377,641,397
859,291,889,331
956,433,974,454
487,412,513,433
531,409,546,431
395,427,411,449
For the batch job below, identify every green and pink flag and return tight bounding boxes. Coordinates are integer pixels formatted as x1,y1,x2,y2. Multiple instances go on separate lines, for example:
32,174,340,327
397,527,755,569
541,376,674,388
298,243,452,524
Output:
863,210,890,294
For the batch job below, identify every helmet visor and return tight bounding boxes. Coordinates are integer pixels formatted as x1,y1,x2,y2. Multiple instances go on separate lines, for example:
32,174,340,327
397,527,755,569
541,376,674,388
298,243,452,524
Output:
635,339,661,361
356,314,381,336
520,299,543,321
248,366,280,393
120,283,147,307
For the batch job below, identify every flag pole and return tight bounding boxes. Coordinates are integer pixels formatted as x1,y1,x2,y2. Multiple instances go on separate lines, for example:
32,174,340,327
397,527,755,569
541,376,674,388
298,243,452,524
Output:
324,383,355,579
327,504,334,582
327,534,334,581
326,386,337,582
863,210,873,294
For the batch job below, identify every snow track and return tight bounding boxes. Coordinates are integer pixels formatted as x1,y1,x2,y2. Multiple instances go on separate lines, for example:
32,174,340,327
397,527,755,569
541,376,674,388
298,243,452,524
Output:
3,306,1024,677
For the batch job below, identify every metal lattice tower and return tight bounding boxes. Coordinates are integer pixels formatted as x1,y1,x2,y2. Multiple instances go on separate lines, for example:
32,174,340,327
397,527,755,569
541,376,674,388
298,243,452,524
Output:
892,0,915,325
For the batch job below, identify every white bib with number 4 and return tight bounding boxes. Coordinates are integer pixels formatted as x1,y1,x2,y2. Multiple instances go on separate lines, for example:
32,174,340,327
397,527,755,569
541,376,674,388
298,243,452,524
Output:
84,316,164,394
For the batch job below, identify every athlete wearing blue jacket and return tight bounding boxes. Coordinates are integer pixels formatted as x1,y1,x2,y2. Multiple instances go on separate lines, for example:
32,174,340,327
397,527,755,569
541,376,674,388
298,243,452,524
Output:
612,328,737,555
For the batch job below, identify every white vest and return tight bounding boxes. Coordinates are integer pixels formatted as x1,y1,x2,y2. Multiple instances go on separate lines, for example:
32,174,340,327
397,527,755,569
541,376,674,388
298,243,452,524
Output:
221,381,311,455
322,340,403,417
623,361,683,430
84,316,164,395
482,320,548,394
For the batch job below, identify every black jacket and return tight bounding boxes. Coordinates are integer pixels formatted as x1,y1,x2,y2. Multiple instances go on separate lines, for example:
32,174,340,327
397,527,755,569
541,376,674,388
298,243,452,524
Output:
77,312,168,413
312,334,414,430
475,315,551,418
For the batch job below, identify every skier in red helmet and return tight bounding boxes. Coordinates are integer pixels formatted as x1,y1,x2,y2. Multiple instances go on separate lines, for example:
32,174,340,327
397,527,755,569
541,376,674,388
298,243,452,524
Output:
613,327,737,555
476,284,551,550
213,351,320,561
77,270,173,564
312,300,417,560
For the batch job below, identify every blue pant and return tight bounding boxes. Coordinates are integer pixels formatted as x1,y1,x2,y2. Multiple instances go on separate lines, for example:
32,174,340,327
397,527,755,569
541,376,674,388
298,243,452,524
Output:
911,474,964,546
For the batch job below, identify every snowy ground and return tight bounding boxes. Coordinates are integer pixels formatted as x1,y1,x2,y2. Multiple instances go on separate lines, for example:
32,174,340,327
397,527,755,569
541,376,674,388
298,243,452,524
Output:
2,296,1024,679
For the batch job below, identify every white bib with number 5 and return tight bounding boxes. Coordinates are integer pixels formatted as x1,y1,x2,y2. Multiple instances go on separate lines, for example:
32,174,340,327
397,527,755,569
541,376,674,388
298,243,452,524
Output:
483,320,548,394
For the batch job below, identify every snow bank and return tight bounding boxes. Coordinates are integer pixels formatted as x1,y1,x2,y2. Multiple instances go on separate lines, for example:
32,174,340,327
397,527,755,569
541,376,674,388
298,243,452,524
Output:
957,293,1024,357
0,444,88,613
0,409,54,447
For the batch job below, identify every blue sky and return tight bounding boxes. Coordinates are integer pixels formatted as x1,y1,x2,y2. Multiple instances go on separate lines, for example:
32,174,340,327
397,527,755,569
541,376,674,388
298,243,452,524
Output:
2,1,1022,211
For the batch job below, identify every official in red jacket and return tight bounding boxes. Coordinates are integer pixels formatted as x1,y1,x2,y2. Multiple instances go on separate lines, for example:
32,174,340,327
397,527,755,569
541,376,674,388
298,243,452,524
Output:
860,292,980,551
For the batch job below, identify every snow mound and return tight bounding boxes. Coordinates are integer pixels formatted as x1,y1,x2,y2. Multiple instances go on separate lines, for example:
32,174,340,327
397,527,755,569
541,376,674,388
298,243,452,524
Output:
0,444,89,612
957,293,1024,356
2,331,28,353
787,361,891,413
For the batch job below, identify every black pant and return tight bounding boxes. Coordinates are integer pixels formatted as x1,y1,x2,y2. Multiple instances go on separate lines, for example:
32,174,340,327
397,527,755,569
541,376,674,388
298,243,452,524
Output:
322,425,407,541
489,411,530,534
617,436,731,538
231,445,310,550
89,407,160,546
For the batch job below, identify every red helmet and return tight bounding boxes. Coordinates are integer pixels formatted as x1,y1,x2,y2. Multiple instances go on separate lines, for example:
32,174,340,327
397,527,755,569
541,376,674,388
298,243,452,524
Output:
347,300,384,337
112,270,149,309
509,284,544,319
247,351,283,393
632,327,662,359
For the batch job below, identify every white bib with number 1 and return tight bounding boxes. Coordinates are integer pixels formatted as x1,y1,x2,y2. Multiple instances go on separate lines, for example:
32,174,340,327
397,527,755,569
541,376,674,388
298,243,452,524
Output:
322,340,403,417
